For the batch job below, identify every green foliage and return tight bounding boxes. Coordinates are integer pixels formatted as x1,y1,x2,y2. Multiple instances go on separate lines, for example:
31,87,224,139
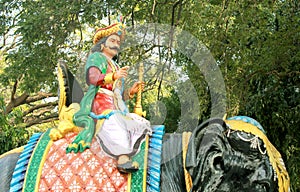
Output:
178,1,299,190
0,97,29,155
143,87,181,133
0,0,108,93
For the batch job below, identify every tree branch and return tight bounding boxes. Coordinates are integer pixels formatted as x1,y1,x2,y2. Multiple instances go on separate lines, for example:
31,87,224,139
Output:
24,113,58,128
10,79,18,101
150,0,157,22
5,93,29,115
176,0,183,26
171,0,181,27
25,92,56,103
5,91,55,115
23,101,58,116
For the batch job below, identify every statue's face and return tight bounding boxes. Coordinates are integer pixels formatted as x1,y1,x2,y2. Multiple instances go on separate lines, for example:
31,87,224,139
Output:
102,34,121,58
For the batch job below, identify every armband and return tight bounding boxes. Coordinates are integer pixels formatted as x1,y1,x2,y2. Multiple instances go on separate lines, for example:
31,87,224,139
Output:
103,73,114,84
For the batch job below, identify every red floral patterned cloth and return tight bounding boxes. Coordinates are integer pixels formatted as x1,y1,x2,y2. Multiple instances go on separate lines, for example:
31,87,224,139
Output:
39,132,128,192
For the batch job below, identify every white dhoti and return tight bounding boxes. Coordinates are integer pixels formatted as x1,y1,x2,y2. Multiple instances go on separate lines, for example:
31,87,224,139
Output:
96,112,152,157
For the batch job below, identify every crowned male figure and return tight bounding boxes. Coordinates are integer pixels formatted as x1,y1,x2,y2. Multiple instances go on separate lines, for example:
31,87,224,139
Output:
68,21,152,173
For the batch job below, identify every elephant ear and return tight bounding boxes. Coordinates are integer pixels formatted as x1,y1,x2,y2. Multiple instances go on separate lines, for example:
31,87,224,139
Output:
185,118,228,190
57,62,84,115
186,118,226,170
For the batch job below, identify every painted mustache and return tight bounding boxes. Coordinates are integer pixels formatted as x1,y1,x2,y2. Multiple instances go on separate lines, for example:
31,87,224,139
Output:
108,46,120,51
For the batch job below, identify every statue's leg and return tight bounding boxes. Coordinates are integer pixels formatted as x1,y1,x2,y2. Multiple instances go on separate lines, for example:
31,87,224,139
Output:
96,113,147,173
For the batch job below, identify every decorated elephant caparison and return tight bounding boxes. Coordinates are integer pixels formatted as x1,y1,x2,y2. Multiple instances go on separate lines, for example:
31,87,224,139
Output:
0,62,290,192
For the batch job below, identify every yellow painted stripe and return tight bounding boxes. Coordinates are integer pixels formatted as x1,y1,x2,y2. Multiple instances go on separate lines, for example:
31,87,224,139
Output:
127,173,132,191
0,146,24,159
143,135,149,192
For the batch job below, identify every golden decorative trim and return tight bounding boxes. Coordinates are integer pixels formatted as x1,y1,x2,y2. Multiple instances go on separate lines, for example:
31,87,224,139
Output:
182,131,193,192
49,103,81,141
133,62,146,117
57,63,66,116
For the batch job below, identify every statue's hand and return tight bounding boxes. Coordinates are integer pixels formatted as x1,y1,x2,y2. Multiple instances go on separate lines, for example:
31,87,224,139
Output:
130,81,145,95
113,66,129,80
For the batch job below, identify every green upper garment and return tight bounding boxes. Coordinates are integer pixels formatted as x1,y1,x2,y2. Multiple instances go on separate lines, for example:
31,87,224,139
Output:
72,52,109,131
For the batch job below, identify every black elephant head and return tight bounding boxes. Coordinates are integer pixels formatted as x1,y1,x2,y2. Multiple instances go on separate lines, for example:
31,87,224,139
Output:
186,117,289,192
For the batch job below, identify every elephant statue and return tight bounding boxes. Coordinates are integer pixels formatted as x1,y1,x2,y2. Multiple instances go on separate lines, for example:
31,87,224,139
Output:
0,63,290,192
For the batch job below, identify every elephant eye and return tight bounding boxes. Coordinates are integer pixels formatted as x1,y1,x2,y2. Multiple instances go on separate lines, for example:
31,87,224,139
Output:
213,155,224,171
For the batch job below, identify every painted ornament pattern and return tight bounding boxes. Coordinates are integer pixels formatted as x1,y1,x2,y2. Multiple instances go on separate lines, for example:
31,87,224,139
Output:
39,133,128,192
